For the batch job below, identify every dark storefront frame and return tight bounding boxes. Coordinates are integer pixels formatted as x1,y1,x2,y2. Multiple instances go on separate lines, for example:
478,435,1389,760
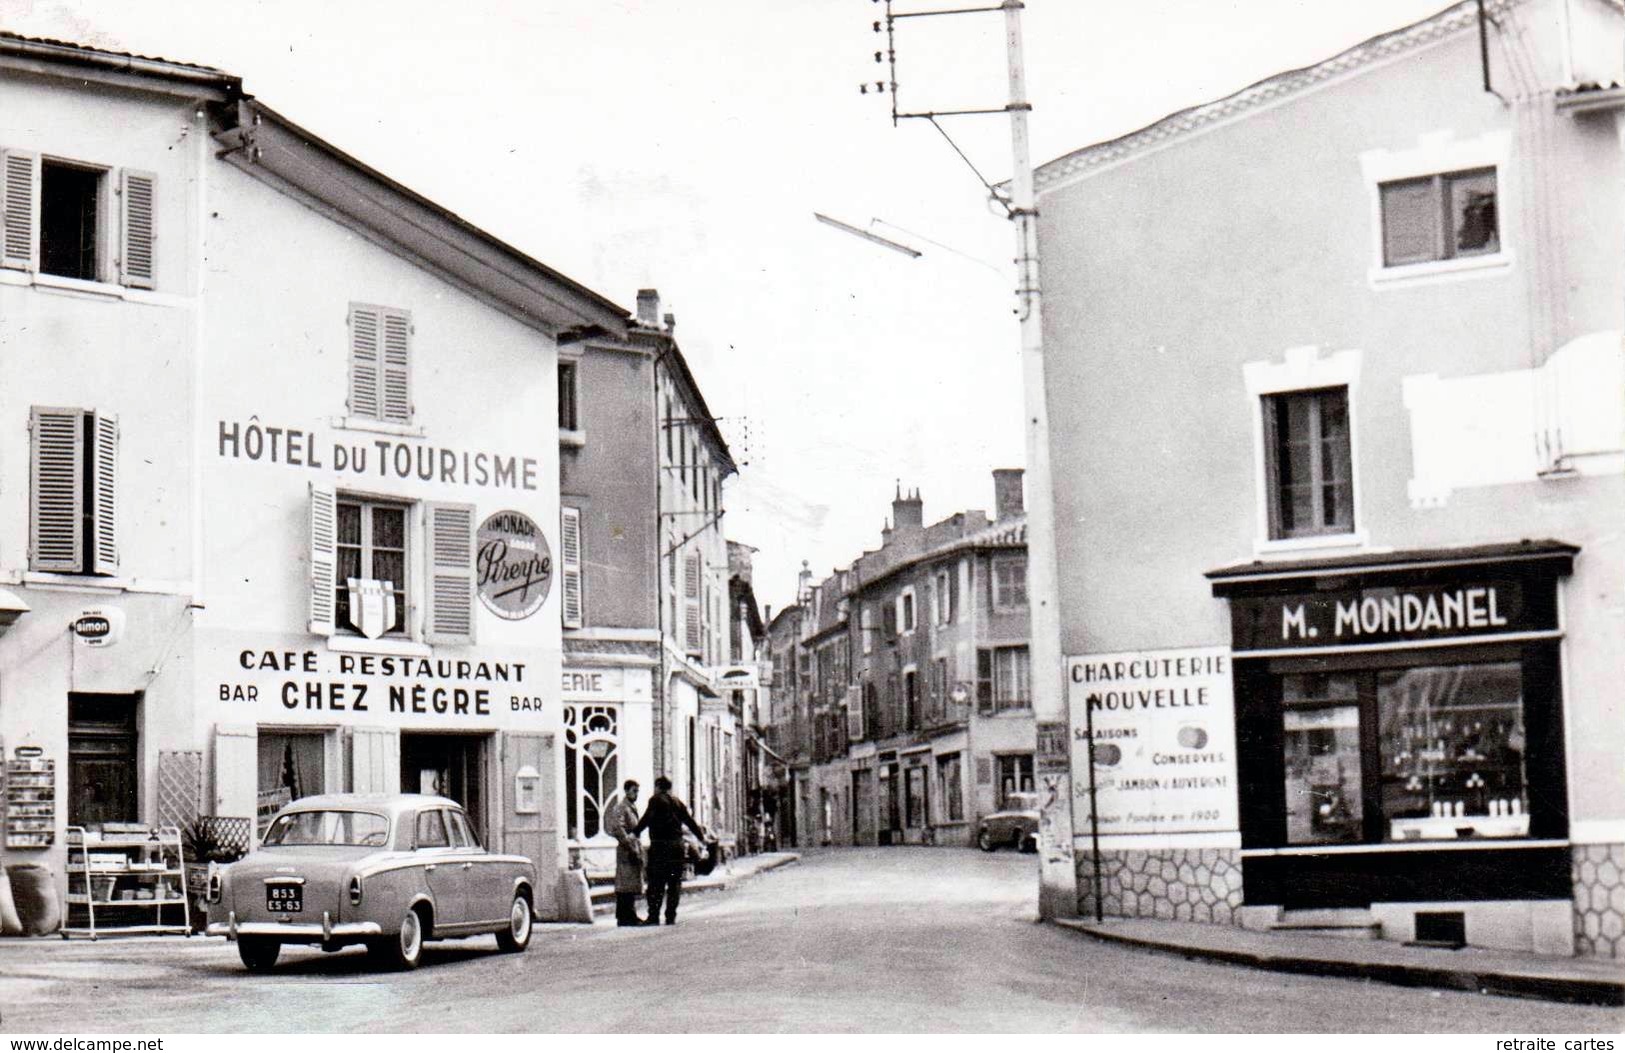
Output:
1209,540,1575,909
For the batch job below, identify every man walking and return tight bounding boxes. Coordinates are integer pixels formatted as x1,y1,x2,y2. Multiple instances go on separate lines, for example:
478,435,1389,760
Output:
603,779,645,927
634,775,706,925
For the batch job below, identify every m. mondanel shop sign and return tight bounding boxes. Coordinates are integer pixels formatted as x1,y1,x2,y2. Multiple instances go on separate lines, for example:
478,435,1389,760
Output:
1228,579,1550,652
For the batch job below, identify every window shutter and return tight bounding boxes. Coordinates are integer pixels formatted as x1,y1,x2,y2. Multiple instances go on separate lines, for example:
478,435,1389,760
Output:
89,412,119,575
1,149,38,271
684,552,702,651
1260,396,1283,539
1380,178,1439,266
883,601,896,637
118,168,156,289
426,502,475,645
308,482,338,635
381,309,412,423
348,305,381,419
560,506,583,629
976,649,994,715
29,407,83,572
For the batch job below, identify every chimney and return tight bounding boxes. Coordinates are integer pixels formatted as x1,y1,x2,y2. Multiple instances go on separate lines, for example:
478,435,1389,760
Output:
663,311,676,334
892,484,923,532
636,288,661,328
993,468,1025,521
880,517,892,546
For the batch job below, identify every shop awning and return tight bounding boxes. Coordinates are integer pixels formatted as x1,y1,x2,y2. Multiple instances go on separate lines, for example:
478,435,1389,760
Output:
1205,538,1578,596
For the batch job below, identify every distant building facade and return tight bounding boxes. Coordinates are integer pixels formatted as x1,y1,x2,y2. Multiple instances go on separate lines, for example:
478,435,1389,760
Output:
1036,0,1624,957
763,475,1036,848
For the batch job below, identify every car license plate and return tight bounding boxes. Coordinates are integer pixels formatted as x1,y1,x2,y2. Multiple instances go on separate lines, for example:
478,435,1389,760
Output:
266,885,303,913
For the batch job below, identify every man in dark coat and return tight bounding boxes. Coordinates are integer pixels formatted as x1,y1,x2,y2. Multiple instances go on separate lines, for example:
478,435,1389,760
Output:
633,776,706,925
602,779,645,927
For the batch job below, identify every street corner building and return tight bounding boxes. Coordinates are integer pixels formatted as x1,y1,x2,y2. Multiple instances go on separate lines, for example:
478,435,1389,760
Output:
1035,1,1625,957
0,33,630,923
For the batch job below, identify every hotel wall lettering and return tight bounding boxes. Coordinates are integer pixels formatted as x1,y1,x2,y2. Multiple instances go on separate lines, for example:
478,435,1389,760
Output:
216,418,541,491
217,649,545,716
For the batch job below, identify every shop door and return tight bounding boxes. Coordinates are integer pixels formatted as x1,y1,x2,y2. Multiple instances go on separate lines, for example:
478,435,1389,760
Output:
68,694,139,828
878,762,901,845
400,733,489,842
904,765,929,833
851,769,874,845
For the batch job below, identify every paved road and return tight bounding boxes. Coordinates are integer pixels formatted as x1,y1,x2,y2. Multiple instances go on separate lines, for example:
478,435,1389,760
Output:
0,848,1620,1033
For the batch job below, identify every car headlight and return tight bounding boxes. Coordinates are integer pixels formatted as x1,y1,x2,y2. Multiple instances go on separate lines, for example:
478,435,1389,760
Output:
349,875,363,907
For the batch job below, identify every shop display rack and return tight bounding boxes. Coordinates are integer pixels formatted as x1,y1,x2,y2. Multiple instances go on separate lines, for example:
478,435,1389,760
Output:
62,825,191,939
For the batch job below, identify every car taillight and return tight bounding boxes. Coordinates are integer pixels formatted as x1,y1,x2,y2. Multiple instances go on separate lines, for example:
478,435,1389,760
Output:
206,867,222,904
349,875,363,906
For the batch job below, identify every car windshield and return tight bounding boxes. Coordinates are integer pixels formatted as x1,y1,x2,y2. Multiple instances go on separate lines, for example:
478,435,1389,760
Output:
263,810,390,847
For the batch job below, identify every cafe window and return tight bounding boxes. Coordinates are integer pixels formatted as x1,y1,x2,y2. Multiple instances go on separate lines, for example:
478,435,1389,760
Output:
1262,387,1353,540
336,497,408,636
1279,659,1530,846
257,732,326,816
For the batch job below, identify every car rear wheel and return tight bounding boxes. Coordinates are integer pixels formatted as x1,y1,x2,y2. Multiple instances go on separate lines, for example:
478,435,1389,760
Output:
1019,832,1038,853
370,906,425,970
496,892,532,953
238,937,280,973
977,829,997,852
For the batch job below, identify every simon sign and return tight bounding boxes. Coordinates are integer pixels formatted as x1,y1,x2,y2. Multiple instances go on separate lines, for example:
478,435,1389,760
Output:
476,510,552,620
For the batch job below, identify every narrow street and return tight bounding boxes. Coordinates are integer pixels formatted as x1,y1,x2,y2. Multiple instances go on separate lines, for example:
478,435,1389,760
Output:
0,849,1619,1033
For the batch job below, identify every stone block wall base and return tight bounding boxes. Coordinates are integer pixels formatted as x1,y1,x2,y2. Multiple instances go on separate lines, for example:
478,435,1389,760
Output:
1573,843,1625,959
1075,847,1244,925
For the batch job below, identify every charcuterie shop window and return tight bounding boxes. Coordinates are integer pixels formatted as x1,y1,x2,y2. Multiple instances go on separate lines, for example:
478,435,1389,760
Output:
336,497,408,635
1279,659,1530,846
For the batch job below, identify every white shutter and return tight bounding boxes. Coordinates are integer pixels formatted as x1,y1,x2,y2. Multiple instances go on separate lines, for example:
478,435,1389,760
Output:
380,309,412,423
426,502,475,644
684,552,702,652
89,411,118,575
308,482,337,635
29,407,83,572
560,506,583,629
1380,178,1439,266
348,727,401,794
118,168,156,289
347,304,381,419
1,149,38,271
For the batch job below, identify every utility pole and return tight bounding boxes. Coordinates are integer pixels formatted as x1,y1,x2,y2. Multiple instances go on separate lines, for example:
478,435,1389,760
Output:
855,0,1079,919
1000,0,1077,922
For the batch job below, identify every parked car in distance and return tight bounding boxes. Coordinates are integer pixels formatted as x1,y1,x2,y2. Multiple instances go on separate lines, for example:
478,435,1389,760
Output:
205,793,537,972
977,792,1040,853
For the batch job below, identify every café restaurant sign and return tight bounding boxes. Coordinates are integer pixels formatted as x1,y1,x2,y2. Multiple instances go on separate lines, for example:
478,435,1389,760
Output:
1227,579,1553,652
477,510,552,620
1066,646,1238,842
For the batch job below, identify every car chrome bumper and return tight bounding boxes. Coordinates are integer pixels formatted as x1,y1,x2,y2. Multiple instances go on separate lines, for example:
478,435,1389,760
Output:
206,910,382,941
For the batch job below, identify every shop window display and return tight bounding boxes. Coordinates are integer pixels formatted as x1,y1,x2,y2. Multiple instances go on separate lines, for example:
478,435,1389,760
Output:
1282,674,1362,845
1379,661,1527,840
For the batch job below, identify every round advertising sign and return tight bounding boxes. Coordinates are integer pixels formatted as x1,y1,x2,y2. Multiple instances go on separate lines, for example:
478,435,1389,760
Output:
476,510,553,620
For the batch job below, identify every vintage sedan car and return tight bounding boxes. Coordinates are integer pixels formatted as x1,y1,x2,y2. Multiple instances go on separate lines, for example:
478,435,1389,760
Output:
205,793,537,972
977,791,1040,852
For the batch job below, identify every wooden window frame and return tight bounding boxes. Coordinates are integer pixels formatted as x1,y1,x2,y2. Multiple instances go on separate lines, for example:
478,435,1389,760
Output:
557,361,579,432
1262,386,1353,541
991,556,1028,612
334,496,411,638
1378,167,1499,268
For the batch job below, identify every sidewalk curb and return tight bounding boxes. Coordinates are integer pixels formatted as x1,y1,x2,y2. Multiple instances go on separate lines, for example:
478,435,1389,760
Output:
1051,919,1625,1008
588,853,800,914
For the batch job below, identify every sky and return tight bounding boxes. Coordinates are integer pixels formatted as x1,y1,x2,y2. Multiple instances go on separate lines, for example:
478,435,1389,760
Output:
2,0,1456,614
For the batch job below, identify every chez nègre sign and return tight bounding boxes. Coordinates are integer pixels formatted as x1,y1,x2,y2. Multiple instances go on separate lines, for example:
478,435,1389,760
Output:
1228,579,1556,652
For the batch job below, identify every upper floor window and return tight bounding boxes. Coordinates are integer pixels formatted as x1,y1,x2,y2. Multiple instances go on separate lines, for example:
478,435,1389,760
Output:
347,304,413,424
1380,168,1497,268
2,150,155,288
977,646,1031,713
861,605,875,655
992,557,1027,611
935,568,953,624
28,407,118,575
558,361,579,432
898,588,916,634
1263,387,1352,540
307,486,474,644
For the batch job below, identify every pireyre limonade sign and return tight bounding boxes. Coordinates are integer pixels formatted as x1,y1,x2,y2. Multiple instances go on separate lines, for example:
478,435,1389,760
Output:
477,510,552,620
1066,646,1238,841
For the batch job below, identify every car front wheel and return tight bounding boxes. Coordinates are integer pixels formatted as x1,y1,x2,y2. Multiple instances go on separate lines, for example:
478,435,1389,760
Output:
238,936,280,972
977,828,997,852
495,892,532,953
370,906,425,970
